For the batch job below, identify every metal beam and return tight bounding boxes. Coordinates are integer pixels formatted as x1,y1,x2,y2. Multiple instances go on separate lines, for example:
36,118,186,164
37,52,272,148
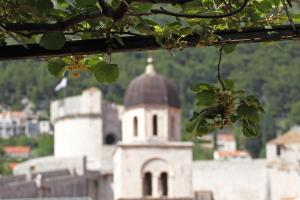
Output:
0,24,299,61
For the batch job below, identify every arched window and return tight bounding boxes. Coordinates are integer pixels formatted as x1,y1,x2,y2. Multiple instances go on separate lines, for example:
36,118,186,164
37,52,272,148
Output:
153,115,158,136
105,133,116,145
160,172,168,196
143,172,152,196
133,116,138,137
170,116,175,139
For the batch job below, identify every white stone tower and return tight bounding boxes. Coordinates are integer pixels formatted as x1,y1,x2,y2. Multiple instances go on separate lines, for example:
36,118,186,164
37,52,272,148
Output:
51,88,103,160
113,57,193,200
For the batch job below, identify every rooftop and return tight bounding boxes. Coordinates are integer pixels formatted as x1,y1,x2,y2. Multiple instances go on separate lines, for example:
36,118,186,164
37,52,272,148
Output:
269,126,300,145
215,150,250,158
217,133,235,142
4,146,31,154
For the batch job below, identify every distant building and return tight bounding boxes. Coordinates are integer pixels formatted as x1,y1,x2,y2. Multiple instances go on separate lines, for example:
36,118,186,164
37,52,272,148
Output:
266,127,300,200
213,133,251,160
267,127,300,163
4,146,31,159
0,111,52,138
0,111,26,138
216,133,236,151
39,120,52,134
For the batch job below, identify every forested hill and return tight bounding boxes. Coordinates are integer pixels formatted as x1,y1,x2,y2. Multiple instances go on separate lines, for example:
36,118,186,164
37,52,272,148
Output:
1,41,300,156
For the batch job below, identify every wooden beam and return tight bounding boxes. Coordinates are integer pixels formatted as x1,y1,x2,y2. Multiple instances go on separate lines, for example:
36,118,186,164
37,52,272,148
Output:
0,24,299,61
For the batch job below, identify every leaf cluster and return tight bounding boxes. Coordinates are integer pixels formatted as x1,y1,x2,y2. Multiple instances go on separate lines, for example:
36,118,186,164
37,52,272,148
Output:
187,80,264,137
47,55,119,83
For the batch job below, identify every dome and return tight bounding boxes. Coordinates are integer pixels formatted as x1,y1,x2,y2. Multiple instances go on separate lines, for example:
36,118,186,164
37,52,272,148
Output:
124,57,180,109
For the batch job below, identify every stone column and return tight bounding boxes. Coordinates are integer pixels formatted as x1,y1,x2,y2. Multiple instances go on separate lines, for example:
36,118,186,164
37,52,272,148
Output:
152,174,160,198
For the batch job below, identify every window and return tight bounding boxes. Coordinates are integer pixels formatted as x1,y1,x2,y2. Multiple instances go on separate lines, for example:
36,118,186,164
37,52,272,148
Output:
276,145,281,156
133,116,138,137
143,172,152,196
105,133,116,145
153,115,158,136
160,172,168,196
170,116,175,139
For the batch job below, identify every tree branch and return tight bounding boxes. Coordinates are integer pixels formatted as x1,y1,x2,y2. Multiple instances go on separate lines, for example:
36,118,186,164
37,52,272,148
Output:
3,11,103,32
217,46,225,90
151,0,248,18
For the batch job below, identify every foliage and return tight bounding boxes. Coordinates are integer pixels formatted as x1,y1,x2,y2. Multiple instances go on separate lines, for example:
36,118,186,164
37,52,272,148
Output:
186,45,264,138
187,81,264,137
288,100,300,126
0,134,54,175
182,130,214,160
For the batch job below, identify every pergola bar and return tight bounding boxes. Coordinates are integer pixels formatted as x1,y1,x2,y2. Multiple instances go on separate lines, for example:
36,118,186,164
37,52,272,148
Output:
0,24,299,61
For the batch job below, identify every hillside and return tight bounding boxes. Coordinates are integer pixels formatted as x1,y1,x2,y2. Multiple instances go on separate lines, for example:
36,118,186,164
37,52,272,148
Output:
1,41,300,157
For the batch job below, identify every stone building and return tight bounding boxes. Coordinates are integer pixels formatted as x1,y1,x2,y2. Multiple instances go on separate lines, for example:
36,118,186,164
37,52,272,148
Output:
113,57,193,200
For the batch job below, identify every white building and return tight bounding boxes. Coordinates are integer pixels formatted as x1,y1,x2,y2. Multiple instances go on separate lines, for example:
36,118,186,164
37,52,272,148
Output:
213,133,251,160
0,111,26,138
113,57,193,200
216,133,236,151
0,111,49,138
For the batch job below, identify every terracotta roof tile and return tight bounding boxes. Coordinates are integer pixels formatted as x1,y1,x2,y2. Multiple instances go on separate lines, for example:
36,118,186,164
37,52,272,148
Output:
4,146,31,154
216,150,250,158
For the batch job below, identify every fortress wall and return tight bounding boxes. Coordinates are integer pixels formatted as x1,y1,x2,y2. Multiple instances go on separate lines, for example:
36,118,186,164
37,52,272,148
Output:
14,156,85,176
54,118,103,159
268,166,300,200
192,160,267,200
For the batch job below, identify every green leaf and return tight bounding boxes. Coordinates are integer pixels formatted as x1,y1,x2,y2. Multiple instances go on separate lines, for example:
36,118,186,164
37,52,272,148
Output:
89,62,119,83
75,0,97,7
35,0,53,10
179,27,193,37
154,25,163,33
223,79,235,90
191,83,213,92
196,90,215,106
237,104,259,121
223,44,236,54
131,2,153,12
39,32,66,50
47,59,67,78
242,119,260,137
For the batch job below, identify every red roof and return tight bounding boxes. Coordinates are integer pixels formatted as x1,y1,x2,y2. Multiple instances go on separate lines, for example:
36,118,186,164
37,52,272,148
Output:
4,146,31,154
0,111,25,119
216,150,250,158
217,133,235,142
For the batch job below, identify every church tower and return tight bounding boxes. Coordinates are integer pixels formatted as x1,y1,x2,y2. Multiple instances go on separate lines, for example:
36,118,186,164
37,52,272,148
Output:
113,56,193,200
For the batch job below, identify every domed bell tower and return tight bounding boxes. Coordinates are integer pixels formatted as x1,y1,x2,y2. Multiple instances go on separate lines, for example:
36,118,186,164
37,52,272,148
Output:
121,57,181,143
113,56,193,200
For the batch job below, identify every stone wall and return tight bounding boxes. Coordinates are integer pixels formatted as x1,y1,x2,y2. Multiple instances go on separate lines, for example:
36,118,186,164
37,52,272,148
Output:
192,160,267,200
268,165,300,200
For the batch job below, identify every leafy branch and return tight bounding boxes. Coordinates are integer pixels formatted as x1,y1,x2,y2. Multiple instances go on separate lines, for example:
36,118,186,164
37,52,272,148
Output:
151,0,249,19
187,45,264,137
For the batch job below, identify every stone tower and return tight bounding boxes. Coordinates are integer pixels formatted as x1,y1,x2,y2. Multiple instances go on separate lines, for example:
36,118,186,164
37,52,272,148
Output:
51,87,122,162
113,56,193,200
